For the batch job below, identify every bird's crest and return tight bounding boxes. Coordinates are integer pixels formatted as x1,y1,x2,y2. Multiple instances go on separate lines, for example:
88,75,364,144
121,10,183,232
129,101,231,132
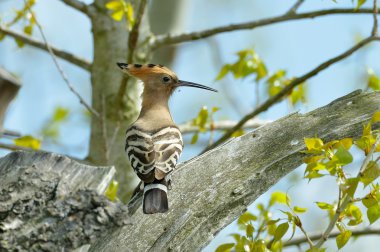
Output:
117,63,178,81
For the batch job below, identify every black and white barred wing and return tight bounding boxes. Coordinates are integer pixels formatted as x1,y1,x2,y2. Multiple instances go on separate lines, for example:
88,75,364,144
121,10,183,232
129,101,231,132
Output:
125,126,183,182
152,127,183,179
125,127,156,182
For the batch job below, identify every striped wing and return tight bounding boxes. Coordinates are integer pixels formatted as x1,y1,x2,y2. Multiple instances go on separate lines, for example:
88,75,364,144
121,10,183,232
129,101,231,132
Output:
125,126,183,182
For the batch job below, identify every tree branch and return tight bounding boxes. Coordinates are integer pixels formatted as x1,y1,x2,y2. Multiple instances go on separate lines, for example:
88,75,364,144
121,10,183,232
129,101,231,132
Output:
203,36,380,153
60,0,93,15
178,119,270,134
152,8,380,48
116,0,148,111
372,0,378,36
90,90,380,251
23,2,99,117
284,228,380,248
286,0,305,15
0,143,33,152
0,26,92,71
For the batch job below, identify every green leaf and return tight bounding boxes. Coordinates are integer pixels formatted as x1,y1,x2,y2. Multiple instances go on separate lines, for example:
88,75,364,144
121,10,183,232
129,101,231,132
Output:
346,204,363,226
111,10,124,21
105,0,123,10
125,2,135,30
361,161,380,187
216,65,231,81
15,38,25,48
336,230,352,249
215,243,235,252
237,211,257,226
355,0,367,10
231,129,244,137
273,222,289,242
367,204,380,224
246,223,254,237
315,202,333,210
362,196,377,208
104,180,119,201
53,107,69,122
333,146,353,165
293,206,307,213
14,135,41,150
269,191,289,206
372,111,380,122
190,133,199,144
23,25,33,35
304,138,324,151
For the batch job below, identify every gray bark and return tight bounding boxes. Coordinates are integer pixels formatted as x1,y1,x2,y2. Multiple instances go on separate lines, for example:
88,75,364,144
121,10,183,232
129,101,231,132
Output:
0,68,20,137
0,151,130,251
90,90,380,252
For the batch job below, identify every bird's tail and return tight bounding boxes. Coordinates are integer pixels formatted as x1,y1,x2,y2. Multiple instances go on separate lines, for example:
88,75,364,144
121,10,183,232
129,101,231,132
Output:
143,179,168,214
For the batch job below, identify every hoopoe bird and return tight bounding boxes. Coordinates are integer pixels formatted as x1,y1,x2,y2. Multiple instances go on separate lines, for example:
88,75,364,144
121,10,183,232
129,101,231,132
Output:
117,63,217,214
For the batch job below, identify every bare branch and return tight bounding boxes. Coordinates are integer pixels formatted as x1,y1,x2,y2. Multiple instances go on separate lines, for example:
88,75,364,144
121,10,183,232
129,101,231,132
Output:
287,0,305,15
22,2,99,118
0,26,91,71
116,0,148,113
203,36,380,153
372,0,378,36
0,143,33,152
285,228,380,248
152,8,380,48
92,90,380,251
0,129,21,138
178,119,270,134
315,137,380,248
60,0,93,15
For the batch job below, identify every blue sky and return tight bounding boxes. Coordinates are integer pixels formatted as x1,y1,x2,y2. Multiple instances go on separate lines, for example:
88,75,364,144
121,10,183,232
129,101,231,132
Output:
1,0,379,251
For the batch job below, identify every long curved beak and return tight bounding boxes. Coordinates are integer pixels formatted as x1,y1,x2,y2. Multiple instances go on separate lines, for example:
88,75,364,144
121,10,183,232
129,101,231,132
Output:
177,80,218,92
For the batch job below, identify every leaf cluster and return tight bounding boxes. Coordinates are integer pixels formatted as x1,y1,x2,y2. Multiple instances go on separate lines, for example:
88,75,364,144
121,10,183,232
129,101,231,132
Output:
105,0,135,31
216,49,306,107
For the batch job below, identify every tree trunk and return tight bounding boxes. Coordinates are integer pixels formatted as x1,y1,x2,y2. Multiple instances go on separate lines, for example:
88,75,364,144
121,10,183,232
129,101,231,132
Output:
88,0,141,201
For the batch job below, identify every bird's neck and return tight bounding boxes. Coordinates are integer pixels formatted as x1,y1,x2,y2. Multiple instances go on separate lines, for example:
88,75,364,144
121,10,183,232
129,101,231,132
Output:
137,88,174,128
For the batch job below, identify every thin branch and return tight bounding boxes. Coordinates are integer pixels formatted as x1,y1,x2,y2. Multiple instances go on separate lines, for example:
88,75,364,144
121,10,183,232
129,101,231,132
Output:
287,0,305,15
0,142,33,151
101,94,109,163
315,137,380,248
372,0,378,36
0,26,91,71
116,0,148,113
0,129,21,138
60,0,92,15
298,224,314,249
285,228,380,248
203,36,380,153
22,2,99,118
152,8,380,48
178,119,270,134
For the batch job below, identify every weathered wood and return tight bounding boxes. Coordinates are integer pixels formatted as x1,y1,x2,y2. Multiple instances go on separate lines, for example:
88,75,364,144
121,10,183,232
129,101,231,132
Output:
0,68,21,137
90,90,380,252
0,151,129,251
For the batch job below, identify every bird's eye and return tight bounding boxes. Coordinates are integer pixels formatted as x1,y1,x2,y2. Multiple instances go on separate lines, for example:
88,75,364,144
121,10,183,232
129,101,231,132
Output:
162,76,171,83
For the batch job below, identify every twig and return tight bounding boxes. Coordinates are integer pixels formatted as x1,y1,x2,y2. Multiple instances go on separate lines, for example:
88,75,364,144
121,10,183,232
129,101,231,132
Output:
203,36,380,153
372,0,378,36
0,26,91,71
60,0,93,15
0,129,21,138
152,8,380,48
315,137,380,248
116,0,148,111
0,142,33,151
287,0,305,15
178,119,270,134
298,224,314,249
284,228,380,247
107,121,121,163
22,1,99,118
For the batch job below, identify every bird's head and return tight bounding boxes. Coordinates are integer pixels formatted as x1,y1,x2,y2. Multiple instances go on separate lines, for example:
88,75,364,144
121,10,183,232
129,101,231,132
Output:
117,63,217,95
